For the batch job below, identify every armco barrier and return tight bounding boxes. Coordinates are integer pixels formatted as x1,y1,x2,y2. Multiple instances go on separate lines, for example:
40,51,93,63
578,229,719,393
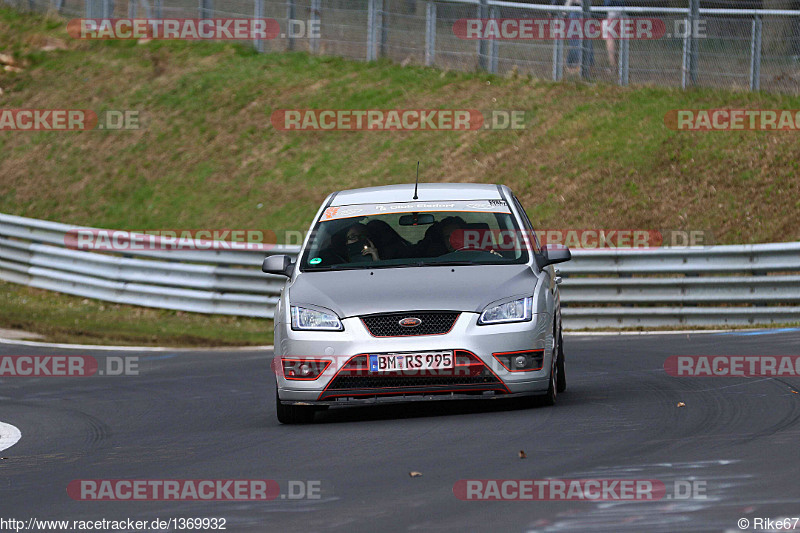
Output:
1,213,799,328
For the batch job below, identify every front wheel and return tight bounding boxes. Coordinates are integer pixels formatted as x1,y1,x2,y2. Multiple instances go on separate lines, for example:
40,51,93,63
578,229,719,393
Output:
275,389,316,424
539,354,558,406
537,326,563,407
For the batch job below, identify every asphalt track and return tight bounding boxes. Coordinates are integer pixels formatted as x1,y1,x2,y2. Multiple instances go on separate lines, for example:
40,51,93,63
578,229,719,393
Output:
1,330,799,533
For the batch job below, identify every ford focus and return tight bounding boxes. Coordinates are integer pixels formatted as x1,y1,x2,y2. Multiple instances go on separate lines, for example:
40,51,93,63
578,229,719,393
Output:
262,183,571,423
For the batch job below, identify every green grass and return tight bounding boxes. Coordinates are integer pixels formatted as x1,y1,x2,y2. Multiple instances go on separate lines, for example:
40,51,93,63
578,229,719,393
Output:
0,281,272,346
1,7,799,244
1,8,800,344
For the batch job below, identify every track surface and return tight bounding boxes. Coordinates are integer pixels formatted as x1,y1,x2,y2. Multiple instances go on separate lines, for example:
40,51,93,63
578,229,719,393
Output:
1,330,799,532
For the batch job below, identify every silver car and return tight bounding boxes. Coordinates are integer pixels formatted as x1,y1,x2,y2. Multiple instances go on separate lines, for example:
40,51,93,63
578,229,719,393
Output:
262,183,571,423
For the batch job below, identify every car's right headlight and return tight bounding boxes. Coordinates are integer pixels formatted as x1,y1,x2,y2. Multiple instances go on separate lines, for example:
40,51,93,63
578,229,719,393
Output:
290,306,344,331
478,297,532,325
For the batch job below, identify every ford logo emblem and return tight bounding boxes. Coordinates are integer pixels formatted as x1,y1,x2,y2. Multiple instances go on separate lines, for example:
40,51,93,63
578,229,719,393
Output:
398,317,422,328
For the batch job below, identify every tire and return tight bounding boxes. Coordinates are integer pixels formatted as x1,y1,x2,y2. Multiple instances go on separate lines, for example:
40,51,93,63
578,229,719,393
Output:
275,389,316,424
537,326,560,407
556,328,567,393
539,354,557,406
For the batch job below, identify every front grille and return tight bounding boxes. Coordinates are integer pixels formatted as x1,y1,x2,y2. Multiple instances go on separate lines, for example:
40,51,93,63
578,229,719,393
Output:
319,351,507,400
361,311,460,337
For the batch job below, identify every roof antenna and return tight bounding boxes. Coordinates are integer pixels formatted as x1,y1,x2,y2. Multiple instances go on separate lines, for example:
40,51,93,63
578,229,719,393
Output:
413,161,419,200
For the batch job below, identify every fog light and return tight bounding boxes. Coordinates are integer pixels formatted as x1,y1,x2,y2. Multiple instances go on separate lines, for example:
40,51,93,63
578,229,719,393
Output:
280,358,331,380
492,350,545,372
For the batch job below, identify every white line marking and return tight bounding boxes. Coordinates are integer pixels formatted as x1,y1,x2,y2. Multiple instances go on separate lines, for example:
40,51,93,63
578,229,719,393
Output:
0,422,21,452
564,329,739,336
0,337,273,352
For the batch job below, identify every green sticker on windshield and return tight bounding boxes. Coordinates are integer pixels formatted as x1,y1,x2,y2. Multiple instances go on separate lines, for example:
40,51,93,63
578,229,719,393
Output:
309,257,322,265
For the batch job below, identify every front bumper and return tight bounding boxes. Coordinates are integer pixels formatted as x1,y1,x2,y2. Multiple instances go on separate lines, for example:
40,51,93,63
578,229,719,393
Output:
274,312,552,403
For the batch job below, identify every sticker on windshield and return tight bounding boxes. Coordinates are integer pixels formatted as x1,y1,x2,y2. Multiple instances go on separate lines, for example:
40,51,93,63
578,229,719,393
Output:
309,257,322,265
321,200,511,221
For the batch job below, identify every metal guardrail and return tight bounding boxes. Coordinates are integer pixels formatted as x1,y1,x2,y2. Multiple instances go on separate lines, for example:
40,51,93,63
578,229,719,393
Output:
1,213,800,328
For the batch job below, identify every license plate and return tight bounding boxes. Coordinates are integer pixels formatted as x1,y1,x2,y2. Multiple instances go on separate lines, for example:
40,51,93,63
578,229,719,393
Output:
369,351,454,372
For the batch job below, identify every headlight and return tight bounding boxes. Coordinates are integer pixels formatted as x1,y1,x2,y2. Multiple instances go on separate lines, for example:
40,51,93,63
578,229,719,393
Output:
478,297,532,325
291,306,344,331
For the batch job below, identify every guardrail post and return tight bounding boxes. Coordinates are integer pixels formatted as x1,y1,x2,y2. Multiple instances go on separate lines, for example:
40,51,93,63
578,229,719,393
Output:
286,0,296,51
688,0,699,85
254,0,265,53
580,0,591,80
488,5,498,73
477,0,488,70
425,1,436,66
552,32,564,81
618,26,629,85
310,0,321,54
750,14,762,91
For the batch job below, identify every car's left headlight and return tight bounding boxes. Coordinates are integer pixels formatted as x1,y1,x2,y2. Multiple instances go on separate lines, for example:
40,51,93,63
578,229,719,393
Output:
478,297,532,325
291,306,344,331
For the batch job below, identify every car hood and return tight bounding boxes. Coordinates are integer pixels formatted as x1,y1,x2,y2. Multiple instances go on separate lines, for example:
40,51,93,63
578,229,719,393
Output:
288,264,538,318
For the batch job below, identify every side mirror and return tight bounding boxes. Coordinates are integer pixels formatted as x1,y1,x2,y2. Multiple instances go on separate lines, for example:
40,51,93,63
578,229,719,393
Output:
536,245,571,269
262,254,294,277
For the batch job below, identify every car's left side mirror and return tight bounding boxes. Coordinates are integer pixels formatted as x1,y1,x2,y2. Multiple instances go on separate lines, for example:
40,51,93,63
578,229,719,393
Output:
536,245,571,270
262,254,294,277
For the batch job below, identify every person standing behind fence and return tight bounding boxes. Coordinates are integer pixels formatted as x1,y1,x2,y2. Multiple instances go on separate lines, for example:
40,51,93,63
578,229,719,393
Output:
603,0,624,71
557,0,593,74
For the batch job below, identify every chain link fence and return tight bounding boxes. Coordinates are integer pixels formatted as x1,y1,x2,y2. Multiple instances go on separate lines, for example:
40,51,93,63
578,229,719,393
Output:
6,0,800,92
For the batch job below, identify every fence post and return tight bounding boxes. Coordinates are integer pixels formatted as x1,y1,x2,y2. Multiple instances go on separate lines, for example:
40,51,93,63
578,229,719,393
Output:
750,14,762,91
199,0,211,19
552,34,564,81
367,0,377,60
379,0,387,58
127,0,135,18
580,0,591,79
688,0,699,85
681,17,690,89
286,0,296,51
102,0,110,17
254,0,264,53
478,0,488,70
154,0,162,19
425,1,436,66
84,0,91,17
310,0,321,54
618,27,629,85
488,5,498,73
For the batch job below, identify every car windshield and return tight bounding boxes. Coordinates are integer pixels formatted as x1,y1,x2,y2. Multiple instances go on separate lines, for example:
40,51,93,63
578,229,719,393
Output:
299,200,530,271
